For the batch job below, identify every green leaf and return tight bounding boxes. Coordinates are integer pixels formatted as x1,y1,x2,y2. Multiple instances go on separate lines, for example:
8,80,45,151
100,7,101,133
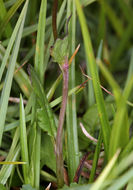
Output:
50,36,69,65
80,0,96,7
21,184,36,190
59,183,91,190
30,66,57,138
0,184,7,190
37,108,54,137
41,134,56,173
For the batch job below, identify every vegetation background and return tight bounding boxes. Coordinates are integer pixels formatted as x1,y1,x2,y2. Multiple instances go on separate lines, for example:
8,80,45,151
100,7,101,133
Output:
0,0,133,189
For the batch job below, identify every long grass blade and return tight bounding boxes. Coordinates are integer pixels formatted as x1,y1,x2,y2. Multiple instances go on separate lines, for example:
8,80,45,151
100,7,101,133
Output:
34,0,47,83
75,0,110,158
66,1,79,182
0,0,29,146
19,95,29,184
97,60,133,159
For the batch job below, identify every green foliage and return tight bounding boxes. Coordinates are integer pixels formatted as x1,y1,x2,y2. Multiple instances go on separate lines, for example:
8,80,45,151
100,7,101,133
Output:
0,0,133,189
50,36,69,65
0,184,7,190
41,134,56,173
60,183,91,190
30,66,57,138
21,184,36,190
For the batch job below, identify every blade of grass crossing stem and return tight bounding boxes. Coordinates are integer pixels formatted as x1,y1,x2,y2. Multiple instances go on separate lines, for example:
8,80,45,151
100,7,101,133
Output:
0,0,12,38
89,130,102,183
0,1,29,82
0,0,29,146
0,0,25,38
75,0,110,158
34,0,47,84
90,149,120,190
97,60,133,159
66,1,79,182
20,95,29,184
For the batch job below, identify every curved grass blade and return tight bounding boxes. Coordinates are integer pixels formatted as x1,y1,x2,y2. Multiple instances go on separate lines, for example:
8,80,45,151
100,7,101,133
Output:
0,1,29,82
75,0,110,158
97,60,133,159
0,0,12,38
0,0,29,146
0,0,25,38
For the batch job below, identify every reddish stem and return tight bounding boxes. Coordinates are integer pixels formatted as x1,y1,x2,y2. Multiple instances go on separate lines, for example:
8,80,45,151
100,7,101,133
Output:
55,57,69,187
52,0,58,41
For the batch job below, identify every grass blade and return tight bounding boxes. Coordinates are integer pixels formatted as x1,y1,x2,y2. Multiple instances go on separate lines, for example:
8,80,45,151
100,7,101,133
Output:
34,0,47,83
0,128,20,184
90,149,120,190
0,0,29,146
0,1,29,82
89,130,102,183
0,0,12,38
97,60,133,159
0,0,25,37
75,0,110,158
66,1,79,182
19,95,29,184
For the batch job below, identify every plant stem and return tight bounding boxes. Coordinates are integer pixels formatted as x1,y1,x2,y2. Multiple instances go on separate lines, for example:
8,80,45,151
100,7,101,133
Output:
52,0,58,41
56,56,69,188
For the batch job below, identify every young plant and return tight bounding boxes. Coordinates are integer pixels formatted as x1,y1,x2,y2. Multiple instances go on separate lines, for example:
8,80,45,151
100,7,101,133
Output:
50,36,69,187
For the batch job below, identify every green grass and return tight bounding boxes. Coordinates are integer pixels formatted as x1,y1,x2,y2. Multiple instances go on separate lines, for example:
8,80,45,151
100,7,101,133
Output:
0,0,133,189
